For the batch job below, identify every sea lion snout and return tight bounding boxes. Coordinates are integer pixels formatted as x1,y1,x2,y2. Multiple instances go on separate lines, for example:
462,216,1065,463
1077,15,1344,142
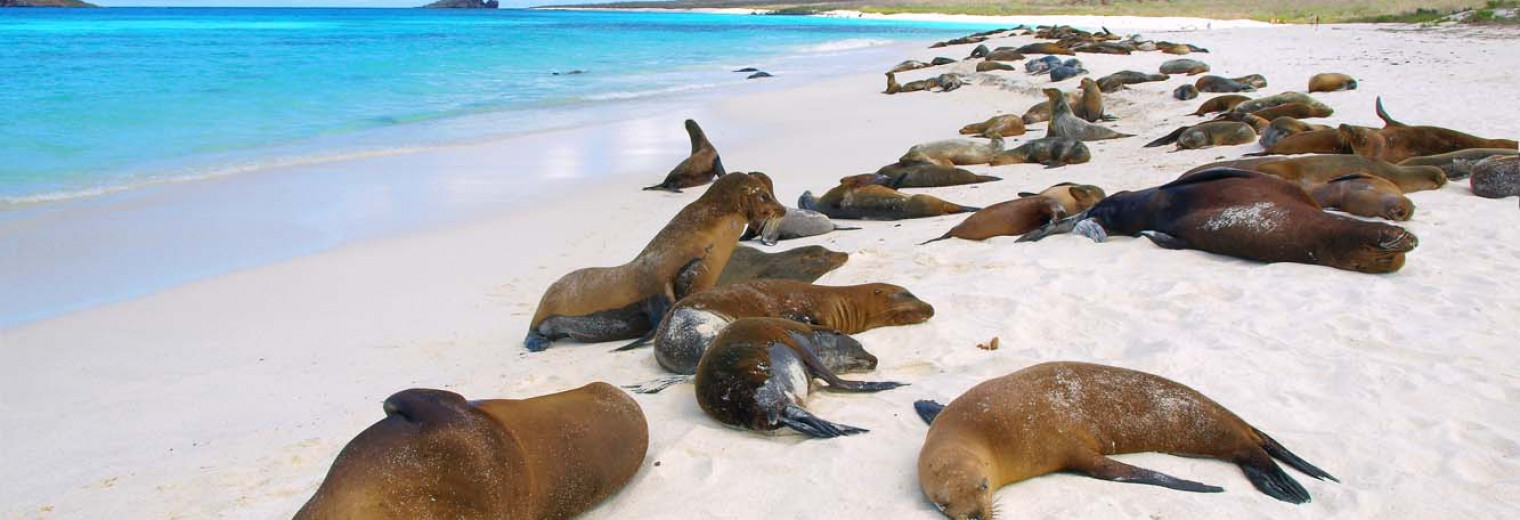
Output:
921,451,993,520
1378,228,1418,252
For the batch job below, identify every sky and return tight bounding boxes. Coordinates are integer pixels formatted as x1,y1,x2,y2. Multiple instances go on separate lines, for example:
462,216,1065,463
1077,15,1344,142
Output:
93,0,609,6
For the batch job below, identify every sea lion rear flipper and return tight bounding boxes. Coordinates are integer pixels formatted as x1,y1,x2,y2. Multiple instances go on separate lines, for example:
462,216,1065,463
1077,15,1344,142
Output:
778,404,867,438
1238,452,1313,504
611,331,655,352
1017,192,1037,197
798,191,819,211
642,182,681,193
792,342,907,393
914,400,946,425
1144,126,1188,148
918,233,954,246
1079,454,1224,493
622,374,695,394
1254,427,1339,482
1374,97,1406,128
1140,230,1188,250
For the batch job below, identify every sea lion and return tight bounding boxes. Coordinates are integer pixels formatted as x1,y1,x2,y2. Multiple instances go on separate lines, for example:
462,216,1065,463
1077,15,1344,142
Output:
1096,70,1168,93
526,173,784,351
1020,89,1083,124
1250,102,1333,121
1195,75,1256,93
1049,63,1086,82
915,362,1338,520
1229,91,1330,116
935,73,966,92
885,72,933,94
1020,182,1107,214
1399,148,1519,180
1247,127,1353,156
989,137,1091,167
1309,174,1415,221
1013,42,1074,55
1232,74,1268,89
1339,99,1520,163
985,49,1026,61
975,61,1015,72
931,57,958,66
716,244,848,286
643,119,725,192
1470,155,1520,200
1074,77,1106,122
1175,121,1258,150
921,183,1104,244
902,135,1005,166
741,207,859,245
1044,88,1132,141
1174,84,1199,100
889,60,931,74
746,71,772,79
694,318,907,438
967,44,990,59
1308,72,1357,93
870,161,1003,188
625,280,933,377
1019,169,1418,273
1185,154,1447,193
1260,116,1330,149
799,183,979,221
293,383,648,520
1160,58,1209,75
1024,55,1061,74
959,114,1027,138
1190,94,1251,116
1072,41,1133,54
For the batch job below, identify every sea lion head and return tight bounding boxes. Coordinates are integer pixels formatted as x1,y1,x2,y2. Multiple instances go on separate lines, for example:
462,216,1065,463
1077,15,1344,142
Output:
1177,129,1211,150
1382,196,1416,221
857,283,934,328
1325,221,1419,274
1398,164,1448,191
921,445,994,520
711,171,785,228
1041,88,1062,103
840,173,890,187
789,245,849,276
799,326,878,373
1338,124,1385,160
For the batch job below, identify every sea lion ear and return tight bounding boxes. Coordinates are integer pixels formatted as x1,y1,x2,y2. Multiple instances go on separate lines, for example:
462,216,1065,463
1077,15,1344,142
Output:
1017,192,1036,197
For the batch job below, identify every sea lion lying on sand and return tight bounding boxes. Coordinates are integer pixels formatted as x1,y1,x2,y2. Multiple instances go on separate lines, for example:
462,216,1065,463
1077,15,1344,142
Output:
1308,72,1357,93
1339,98,1519,163
921,183,1104,244
959,114,1027,138
901,134,1005,166
800,182,979,221
1044,88,1131,141
1185,154,1447,193
1399,148,1518,180
717,245,849,286
990,137,1091,167
864,162,1002,188
1191,94,1251,116
1309,173,1415,221
741,207,858,245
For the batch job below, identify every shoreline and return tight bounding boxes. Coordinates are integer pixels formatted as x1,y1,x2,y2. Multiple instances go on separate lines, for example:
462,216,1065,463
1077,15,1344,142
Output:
537,6,1277,30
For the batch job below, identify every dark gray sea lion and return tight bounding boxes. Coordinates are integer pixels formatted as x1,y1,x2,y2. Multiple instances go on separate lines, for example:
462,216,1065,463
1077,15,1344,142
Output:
1050,63,1086,82
1019,169,1419,273
1174,121,1258,150
1232,74,1268,88
694,318,907,438
1470,155,1520,201
916,362,1338,520
733,67,759,73
1308,72,1357,93
931,57,958,66
1096,70,1169,92
1044,88,1131,141
643,119,726,192
1024,55,1061,73
799,182,979,221
747,71,772,79
959,114,1026,138
968,44,990,59
1399,148,1518,180
1160,58,1210,75
1174,84,1199,100
716,245,849,286
889,60,931,74
1309,174,1414,221
741,207,859,245
989,137,1091,167
1195,75,1256,93
1190,94,1251,116
1013,42,1074,55
976,60,1016,72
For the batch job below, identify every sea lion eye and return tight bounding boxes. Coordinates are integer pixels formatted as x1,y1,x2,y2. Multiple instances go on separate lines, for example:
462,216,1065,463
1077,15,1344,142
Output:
873,289,884,295
978,478,990,491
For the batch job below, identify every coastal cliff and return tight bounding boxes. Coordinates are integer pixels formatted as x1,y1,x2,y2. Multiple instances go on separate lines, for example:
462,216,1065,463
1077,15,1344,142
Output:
0,0,100,6
421,0,500,7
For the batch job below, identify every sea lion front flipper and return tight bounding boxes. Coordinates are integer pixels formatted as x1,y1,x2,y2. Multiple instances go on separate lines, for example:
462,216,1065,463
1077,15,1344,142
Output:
778,404,868,438
623,374,695,394
672,253,710,300
792,342,907,393
914,400,946,425
1140,230,1188,250
1079,454,1224,493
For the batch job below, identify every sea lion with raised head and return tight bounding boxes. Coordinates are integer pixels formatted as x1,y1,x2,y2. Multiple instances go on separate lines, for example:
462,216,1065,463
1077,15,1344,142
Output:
967,44,990,59
915,362,1338,520
1308,72,1357,93
694,318,907,438
643,119,725,192
1260,116,1330,149
989,137,1091,167
1020,169,1419,273
1185,154,1447,193
886,72,933,94
1160,58,1210,75
959,114,1027,138
1195,75,1256,93
869,161,1002,188
293,383,648,520
1309,173,1414,221
526,173,784,351
1020,89,1083,124
1096,70,1168,93
716,245,849,286
1470,155,1520,200
1190,94,1251,116
902,134,1006,166
1075,77,1107,122
1399,148,1519,180
1174,84,1199,100
799,182,980,221
741,207,858,245
1044,88,1132,141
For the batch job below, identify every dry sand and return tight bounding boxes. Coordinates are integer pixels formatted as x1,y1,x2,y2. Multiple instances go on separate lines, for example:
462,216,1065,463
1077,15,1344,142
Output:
4,21,1520,520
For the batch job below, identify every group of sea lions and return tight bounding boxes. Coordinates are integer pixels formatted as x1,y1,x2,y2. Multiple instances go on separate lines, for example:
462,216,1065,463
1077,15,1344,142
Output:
289,24,1517,520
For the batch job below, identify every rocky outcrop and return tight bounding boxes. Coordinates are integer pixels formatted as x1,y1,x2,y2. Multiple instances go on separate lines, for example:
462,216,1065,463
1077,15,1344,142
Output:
1,0,100,7
420,0,499,8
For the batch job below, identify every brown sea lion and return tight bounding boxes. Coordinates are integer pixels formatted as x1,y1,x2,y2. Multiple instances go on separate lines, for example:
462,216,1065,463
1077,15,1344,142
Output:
1146,121,1256,149
1160,58,1209,75
1310,173,1414,221
889,60,931,74
1020,169,1418,273
1230,91,1328,115
716,245,848,286
975,60,1016,72
1214,111,1272,132
799,183,979,221
1020,89,1083,124
1339,99,1519,163
1399,148,1519,180
526,173,784,351
1044,88,1132,141
1247,127,1353,157
984,48,1027,61
989,137,1091,167
1013,42,1073,55
293,383,648,520
1308,72,1357,93
1470,155,1520,200
1185,154,1447,193
1190,94,1251,116
694,318,907,438
1019,182,1107,214
1250,102,1333,121
1096,70,1168,93
1232,74,1268,89
959,114,1027,138
1260,116,1330,149
1075,77,1106,122
902,135,1006,166
1195,75,1256,93
624,280,932,378
921,183,1104,244
915,362,1338,520
643,119,725,192
868,161,1002,188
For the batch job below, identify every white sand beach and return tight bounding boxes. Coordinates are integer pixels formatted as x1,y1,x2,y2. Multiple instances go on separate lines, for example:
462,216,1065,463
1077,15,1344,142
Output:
4,19,1520,520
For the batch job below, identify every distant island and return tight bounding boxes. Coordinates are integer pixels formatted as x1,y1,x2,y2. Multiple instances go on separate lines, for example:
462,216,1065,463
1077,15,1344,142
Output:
421,0,500,7
0,0,100,7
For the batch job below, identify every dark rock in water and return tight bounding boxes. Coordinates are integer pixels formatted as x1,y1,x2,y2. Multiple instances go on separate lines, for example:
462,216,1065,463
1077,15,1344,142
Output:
734,67,760,73
747,72,773,80
552,70,588,76
1,0,99,6
419,0,498,8
930,57,957,66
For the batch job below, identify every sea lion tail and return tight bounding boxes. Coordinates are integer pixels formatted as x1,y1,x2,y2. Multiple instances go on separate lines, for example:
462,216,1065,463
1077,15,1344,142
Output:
622,374,694,394
918,234,954,246
1144,126,1188,148
914,400,946,425
1374,97,1406,128
1254,427,1339,482
778,404,868,438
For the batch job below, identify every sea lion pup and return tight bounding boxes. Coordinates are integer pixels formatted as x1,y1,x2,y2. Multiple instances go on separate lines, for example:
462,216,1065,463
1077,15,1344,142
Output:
1310,174,1415,221
1399,148,1519,180
989,137,1091,167
1019,169,1419,273
1096,70,1168,93
1247,127,1353,157
959,114,1027,138
1249,102,1333,121
1145,121,1256,149
889,60,931,74
1260,116,1329,149
1044,88,1132,142
1160,58,1210,75
799,183,980,221
1194,74,1256,93
914,362,1339,519
1174,84,1199,100
1024,55,1061,73
293,384,648,520
885,72,932,94
623,280,932,374
975,60,1015,72
1308,72,1358,92
1470,155,1520,200
1340,98,1520,163
1013,42,1074,55
902,134,1006,166
1184,154,1448,193
967,44,990,59
1232,74,1268,89
643,119,725,192
716,244,848,286
695,318,907,438
741,207,859,245
1074,77,1107,122
1049,62,1087,82
921,183,1105,244
868,161,1003,188
930,56,958,66
526,173,784,352
1190,94,1251,116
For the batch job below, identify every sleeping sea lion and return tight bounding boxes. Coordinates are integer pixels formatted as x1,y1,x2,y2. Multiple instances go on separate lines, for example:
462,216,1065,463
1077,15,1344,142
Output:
915,362,1338,520
1185,154,1447,193
1096,70,1168,93
889,60,931,74
1470,155,1520,200
985,48,1027,61
1399,148,1519,180
959,114,1027,138
1247,127,1353,157
967,44,990,59
716,245,849,286
1229,91,1328,115
643,119,725,192
1339,99,1519,163
1024,55,1062,74
1232,74,1268,89
1013,42,1074,55
293,384,647,520
902,135,1006,166
1309,174,1414,221
1195,75,1256,93
1019,169,1418,273
1260,116,1330,149
1020,182,1107,214
975,61,1016,72
741,207,858,245
1145,121,1256,149
526,173,784,351
1174,84,1199,100
1308,72,1357,93
694,318,907,438
1044,88,1131,141
869,161,1002,188
1249,102,1333,121
1160,58,1210,75
921,183,1104,244
989,137,1091,167
799,183,979,221
1190,94,1251,116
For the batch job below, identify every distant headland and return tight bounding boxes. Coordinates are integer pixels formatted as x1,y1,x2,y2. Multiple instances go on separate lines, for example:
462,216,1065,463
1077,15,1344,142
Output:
421,0,500,8
0,0,100,7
